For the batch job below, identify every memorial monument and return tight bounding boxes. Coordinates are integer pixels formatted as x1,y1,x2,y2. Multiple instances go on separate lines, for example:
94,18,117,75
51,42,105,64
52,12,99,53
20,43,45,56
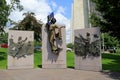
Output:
42,12,66,68
8,30,34,69
70,0,93,43
74,27,102,71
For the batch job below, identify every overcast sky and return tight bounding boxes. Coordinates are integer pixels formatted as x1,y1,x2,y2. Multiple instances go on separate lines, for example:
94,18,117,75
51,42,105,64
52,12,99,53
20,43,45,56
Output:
6,0,73,43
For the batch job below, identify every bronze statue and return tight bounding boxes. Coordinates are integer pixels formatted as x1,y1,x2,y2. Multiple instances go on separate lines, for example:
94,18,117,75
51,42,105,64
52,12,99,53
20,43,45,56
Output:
46,13,65,55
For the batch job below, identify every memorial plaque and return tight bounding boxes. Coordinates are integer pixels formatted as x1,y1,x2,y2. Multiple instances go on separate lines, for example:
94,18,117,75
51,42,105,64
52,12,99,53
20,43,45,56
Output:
8,30,34,69
74,27,102,71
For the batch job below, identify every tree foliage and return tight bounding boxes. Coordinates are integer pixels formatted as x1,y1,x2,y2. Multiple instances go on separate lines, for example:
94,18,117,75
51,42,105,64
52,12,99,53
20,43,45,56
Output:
0,0,9,34
11,12,43,42
0,33,8,44
0,0,23,34
67,43,74,50
101,33,119,49
90,0,120,39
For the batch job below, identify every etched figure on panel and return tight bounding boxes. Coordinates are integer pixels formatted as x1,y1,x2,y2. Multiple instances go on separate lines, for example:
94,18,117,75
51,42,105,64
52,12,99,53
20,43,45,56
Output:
9,35,34,58
74,32,100,58
46,12,65,55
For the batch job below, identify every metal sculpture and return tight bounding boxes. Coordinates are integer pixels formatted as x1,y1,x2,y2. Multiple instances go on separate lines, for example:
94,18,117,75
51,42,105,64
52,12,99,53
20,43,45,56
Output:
46,12,65,55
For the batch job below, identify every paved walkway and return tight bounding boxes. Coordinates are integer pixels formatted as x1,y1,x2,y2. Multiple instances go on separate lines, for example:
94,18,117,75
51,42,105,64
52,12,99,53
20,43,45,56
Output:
0,68,120,80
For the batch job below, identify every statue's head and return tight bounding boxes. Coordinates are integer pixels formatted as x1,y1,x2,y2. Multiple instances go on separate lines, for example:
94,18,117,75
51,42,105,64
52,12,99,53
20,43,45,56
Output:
51,17,56,24
86,32,90,37
18,36,22,41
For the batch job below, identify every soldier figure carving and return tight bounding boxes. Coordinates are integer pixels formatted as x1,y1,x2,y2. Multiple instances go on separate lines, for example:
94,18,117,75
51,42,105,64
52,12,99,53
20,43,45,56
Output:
46,12,65,55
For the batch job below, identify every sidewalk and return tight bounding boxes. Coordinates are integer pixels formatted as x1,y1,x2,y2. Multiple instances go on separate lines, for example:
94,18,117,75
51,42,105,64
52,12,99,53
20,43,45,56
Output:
0,68,120,80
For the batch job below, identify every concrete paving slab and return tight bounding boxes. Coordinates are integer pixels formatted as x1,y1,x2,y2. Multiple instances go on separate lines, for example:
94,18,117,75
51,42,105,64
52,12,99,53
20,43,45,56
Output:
0,68,119,80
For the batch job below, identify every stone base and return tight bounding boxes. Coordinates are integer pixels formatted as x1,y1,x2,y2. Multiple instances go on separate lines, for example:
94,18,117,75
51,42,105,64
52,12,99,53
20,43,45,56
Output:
42,64,66,69
8,55,34,69
8,65,33,69
75,55,102,71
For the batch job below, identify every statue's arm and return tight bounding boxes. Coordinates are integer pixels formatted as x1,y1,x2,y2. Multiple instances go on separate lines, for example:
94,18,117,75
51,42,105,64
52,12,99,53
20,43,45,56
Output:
54,25,65,29
22,37,27,42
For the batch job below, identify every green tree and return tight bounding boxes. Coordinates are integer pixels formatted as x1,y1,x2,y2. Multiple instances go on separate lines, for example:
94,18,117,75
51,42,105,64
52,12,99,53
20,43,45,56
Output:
101,33,119,49
0,0,23,34
67,43,74,50
90,0,120,39
11,12,43,42
0,33,8,44
0,0,9,34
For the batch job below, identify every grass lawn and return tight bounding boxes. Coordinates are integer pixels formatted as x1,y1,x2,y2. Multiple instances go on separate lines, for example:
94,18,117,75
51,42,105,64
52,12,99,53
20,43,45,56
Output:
102,53,120,72
0,48,7,69
0,48,120,72
67,51,74,68
34,50,42,68
102,49,120,72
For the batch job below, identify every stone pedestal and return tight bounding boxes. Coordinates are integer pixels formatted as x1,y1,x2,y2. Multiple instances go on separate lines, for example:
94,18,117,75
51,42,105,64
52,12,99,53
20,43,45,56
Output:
8,30,34,69
74,27,102,71
42,24,66,68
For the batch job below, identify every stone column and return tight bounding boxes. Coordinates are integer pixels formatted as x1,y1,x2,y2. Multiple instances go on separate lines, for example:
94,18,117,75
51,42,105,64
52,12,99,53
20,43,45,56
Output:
70,0,90,43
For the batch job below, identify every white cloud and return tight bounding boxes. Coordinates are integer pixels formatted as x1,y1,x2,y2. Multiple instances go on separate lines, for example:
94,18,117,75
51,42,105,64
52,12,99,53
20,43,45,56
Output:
6,0,10,4
8,0,52,22
9,10,24,22
55,13,70,30
57,6,65,14
21,0,52,13
51,1,57,11
6,0,70,43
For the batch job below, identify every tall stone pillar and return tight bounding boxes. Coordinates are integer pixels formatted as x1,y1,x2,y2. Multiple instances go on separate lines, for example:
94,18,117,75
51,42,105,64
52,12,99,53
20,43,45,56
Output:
70,0,90,43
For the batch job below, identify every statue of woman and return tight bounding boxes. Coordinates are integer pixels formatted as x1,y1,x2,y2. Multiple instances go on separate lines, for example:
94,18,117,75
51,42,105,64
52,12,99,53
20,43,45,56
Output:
46,17,65,54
